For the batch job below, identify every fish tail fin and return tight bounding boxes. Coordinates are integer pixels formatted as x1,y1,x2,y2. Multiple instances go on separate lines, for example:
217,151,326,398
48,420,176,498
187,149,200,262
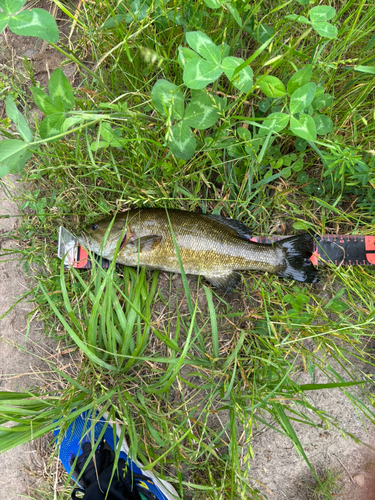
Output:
275,234,319,283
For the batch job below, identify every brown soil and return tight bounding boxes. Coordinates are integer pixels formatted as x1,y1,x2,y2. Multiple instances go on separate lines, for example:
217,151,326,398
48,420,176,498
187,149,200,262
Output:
0,175,55,498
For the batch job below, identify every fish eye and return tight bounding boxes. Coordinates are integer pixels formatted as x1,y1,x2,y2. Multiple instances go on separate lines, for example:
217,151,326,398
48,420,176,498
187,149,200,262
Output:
92,224,99,230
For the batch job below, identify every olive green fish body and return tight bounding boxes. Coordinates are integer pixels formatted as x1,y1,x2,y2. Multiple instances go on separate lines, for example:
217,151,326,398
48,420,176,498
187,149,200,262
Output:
84,209,318,291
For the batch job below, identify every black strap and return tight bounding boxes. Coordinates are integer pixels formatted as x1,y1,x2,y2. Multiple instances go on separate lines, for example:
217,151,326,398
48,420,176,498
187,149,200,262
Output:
71,459,144,500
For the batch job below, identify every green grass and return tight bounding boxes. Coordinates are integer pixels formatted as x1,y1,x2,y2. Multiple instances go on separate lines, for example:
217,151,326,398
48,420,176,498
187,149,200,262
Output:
296,463,342,500
1,0,375,499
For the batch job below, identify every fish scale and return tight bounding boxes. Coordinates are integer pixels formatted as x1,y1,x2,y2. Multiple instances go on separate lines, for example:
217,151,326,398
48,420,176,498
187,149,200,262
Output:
134,212,277,274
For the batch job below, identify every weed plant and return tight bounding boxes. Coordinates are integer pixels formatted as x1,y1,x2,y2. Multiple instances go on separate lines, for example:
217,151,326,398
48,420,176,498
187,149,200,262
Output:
1,0,375,499
296,463,342,500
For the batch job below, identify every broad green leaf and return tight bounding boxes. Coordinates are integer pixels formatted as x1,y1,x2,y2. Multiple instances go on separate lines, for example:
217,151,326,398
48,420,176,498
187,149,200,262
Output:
282,155,292,167
0,139,32,177
90,140,109,152
227,4,242,27
253,23,274,43
186,31,221,65
10,149,33,173
222,57,253,93
8,8,59,42
39,113,66,139
309,6,335,22
167,122,196,160
228,142,243,158
295,0,310,4
243,15,254,35
291,157,304,171
306,104,313,115
314,87,325,98
0,139,27,163
312,21,337,39
0,0,26,14
98,122,115,142
48,68,74,112
31,86,61,115
117,1,126,15
0,12,10,32
290,82,316,114
295,137,307,151
166,10,185,27
312,93,334,110
177,46,200,68
5,95,33,142
221,43,230,59
285,14,311,24
354,65,375,75
101,14,127,29
183,59,223,89
62,116,82,132
329,299,348,313
290,114,316,141
151,79,184,120
126,0,149,22
191,88,207,98
245,136,263,155
259,112,289,136
183,94,220,130
258,98,271,113
313,114,333,135
257,75,286,98
109,137,123,148
203,0,221,8
297,170,309,184
237,127,251,141
287,65,313,95
97,124,123,147
280,167,291,178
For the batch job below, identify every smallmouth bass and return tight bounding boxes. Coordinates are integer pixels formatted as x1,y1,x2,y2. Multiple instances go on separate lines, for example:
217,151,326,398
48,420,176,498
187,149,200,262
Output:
83,209,319,292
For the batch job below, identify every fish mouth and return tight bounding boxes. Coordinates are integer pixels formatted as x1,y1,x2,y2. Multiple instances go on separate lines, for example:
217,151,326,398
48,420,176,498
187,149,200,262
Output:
77,232,88,247
78,232,100,255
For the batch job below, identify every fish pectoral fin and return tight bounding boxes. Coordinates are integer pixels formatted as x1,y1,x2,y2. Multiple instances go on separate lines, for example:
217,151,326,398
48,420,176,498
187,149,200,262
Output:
130,235,162,252
204,271,242,293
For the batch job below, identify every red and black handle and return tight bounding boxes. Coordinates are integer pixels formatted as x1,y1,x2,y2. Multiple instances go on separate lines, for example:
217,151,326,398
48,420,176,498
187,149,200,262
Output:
250,234,375,266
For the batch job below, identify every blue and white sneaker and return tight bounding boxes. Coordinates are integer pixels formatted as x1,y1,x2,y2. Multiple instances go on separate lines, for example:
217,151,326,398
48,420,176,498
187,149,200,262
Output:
54,410,180,500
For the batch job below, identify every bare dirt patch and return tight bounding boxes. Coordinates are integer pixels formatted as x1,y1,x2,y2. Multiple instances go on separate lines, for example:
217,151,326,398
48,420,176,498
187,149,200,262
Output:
0,175,52,499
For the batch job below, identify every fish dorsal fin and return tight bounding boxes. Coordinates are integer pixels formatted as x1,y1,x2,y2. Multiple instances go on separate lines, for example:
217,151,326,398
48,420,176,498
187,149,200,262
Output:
204,271,242,293
201,214,252,241
130,235,162,252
